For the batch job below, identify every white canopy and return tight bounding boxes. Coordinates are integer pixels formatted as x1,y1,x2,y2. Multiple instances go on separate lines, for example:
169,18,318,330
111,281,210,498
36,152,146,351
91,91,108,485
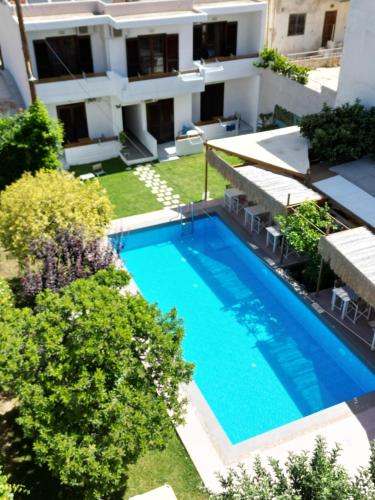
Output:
314,175,375,230
206,148,322,215
207,126,310,177
319,227,375,309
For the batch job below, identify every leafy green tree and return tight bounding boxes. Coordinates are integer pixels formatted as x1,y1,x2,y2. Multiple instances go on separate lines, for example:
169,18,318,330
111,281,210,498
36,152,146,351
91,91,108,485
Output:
0,269,193,498
276,201,336,288
210,436,375,499
0,277,13,310
0,99,63,187
300,101,369,163
0,465,26,499
0,169,113,262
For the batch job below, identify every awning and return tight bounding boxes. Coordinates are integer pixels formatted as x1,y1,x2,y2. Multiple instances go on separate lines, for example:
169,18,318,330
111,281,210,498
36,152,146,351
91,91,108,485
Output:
206,126,310,178
207,149,322,216
314,175,375,230
319,227,375,309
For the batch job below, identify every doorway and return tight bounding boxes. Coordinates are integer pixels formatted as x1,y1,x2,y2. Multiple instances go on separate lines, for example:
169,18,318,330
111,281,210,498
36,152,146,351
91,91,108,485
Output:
200,83,224,121
322,11,337,47
146,98,174,143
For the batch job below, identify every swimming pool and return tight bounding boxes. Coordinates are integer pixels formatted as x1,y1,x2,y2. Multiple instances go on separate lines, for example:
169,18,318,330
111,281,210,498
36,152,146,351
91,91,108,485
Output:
117,214,375,445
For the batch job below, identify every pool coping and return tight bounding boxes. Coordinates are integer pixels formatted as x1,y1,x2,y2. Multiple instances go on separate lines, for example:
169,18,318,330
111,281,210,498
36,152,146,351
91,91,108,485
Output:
108,204,375,487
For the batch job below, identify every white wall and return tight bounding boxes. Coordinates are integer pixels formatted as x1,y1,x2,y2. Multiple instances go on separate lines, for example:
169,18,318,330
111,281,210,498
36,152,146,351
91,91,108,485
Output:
259,68,336,118
86,98,114,138
224,76,259,129
0,5,30,105
336,0,375,107
174,94,192,135
64,140,121,166
267,0,349,54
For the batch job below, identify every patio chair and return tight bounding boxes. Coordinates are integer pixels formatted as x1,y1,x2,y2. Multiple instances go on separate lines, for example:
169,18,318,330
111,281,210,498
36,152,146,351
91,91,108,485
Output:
344,298,372,324
92,163,106,176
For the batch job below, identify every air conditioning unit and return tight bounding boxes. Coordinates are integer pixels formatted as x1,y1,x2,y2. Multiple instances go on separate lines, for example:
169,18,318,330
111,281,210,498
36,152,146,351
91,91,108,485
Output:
77,26,89,35
110,27,123,38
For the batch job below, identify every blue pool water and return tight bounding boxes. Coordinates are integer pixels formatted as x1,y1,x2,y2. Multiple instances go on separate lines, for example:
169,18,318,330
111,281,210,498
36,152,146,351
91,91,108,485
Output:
117,215,375,444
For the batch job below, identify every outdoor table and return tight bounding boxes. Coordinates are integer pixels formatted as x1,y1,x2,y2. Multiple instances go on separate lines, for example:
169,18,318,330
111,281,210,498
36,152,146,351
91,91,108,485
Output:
79,173,95,181
244,205,267,233
224,188,245,214
331,287,351,319
266,225,282,253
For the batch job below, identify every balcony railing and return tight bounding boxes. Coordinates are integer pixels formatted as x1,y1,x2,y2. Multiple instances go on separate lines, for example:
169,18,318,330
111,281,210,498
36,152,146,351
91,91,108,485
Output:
199,52,259,64
128,68,200,82
64,136,117,149
35,72,107,84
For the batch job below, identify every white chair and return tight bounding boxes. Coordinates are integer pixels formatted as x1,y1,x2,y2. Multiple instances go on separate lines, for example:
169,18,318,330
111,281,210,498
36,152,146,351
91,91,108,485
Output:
92,163,105,176
345,299,372,324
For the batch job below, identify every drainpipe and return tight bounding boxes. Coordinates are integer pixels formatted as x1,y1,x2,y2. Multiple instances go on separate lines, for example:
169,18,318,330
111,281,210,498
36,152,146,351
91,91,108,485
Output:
14,0,37,103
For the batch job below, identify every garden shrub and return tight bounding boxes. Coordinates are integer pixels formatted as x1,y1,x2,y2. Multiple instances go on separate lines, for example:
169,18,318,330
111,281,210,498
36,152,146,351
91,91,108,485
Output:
0,169,113,262
0,99,63,188
300,101,369,163
255,48,309,84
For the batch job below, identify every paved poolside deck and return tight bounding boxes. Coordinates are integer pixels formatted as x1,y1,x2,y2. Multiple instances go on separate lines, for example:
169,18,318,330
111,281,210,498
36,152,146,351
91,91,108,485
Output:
110,203,375,493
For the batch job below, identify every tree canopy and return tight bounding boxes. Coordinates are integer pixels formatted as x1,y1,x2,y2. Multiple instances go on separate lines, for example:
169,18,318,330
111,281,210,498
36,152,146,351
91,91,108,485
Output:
210,436,375,499
300,101,370,163
0,268,193,498
0,169,113,262
0,99,63,187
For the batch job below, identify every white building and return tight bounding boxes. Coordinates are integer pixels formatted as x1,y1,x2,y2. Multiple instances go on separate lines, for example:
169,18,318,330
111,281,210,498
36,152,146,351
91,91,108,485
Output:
0,0,266,165
267,0,350,55
336,0,375,107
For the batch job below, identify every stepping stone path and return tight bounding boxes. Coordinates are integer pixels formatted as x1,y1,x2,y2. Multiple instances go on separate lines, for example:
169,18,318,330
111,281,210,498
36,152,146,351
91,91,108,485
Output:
133,164,181,208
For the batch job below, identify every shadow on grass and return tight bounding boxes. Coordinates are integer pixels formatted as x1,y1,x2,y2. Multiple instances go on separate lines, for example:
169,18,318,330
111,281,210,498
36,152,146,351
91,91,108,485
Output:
0,404,129,500
71,158,128,177
0,405,77,499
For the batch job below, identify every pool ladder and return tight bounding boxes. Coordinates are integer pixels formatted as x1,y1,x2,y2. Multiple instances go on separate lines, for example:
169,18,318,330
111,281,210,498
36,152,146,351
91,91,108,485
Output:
180,202,195,235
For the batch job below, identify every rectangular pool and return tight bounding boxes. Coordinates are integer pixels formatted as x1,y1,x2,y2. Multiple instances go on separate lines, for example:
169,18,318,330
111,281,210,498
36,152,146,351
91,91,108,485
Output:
117,215,375,445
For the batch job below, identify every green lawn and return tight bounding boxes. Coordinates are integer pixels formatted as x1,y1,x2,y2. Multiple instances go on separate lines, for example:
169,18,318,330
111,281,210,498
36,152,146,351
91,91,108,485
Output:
124,432,208,499
71,153,234,218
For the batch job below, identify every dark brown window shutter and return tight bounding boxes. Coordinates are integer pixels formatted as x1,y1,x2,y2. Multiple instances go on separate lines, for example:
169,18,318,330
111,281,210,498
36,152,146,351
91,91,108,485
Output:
193,24,203,60
126,38,139,77
226,22,237,56
166,34,179,72
77,36,94,74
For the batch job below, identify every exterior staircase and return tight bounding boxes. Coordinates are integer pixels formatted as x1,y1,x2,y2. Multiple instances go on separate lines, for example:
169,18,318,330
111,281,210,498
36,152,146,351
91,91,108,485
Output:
119,129,156,166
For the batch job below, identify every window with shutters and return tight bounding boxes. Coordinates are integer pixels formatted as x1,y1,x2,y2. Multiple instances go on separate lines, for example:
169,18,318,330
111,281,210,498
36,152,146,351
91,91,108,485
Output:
193,22,237,60
288,14,306,36
33,36,93,79
57,103,89,144
200,83,224,121
126,34,179,77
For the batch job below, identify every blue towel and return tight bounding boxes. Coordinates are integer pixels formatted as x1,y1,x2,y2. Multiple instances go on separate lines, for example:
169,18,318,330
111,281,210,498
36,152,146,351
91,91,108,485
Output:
226,123,236,132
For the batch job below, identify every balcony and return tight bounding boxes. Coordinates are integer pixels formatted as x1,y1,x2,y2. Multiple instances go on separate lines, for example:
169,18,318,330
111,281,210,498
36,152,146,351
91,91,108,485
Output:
35,72,114,104
194,53,260,83
118,69,205,104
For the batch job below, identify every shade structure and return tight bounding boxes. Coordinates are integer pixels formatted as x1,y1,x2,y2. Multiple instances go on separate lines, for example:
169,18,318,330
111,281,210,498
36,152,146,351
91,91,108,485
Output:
207,149,322,216
319,227,375,309
313,175,375,230
206,126,310,178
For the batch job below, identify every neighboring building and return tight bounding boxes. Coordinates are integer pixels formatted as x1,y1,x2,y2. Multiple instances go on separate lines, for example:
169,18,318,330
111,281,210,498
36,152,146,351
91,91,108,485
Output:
336,0,375,107
266,0,350,55
0,0,266,165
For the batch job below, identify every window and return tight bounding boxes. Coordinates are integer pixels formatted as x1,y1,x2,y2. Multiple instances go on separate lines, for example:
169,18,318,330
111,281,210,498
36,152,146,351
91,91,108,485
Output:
33,36,93,79
57,103,89,144
200,83,224,121
193,22,237,60
126,34,179,77
288,14,306,36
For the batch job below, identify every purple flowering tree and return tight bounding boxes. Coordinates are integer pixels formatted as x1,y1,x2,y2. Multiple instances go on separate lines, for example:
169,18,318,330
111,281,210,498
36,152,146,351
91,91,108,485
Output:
22,228,115,298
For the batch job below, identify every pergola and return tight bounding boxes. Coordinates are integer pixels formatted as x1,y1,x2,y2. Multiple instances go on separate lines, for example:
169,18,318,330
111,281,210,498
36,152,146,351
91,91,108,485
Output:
205,149,322,216
319,227,375,311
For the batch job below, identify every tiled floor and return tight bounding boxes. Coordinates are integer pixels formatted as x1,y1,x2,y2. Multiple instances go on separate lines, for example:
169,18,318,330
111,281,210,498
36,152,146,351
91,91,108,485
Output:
314,288,375,349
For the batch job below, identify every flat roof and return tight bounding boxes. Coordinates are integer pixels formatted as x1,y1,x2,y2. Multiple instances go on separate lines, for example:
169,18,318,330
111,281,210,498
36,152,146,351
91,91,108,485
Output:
207,126,310,178
313,175,375,230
